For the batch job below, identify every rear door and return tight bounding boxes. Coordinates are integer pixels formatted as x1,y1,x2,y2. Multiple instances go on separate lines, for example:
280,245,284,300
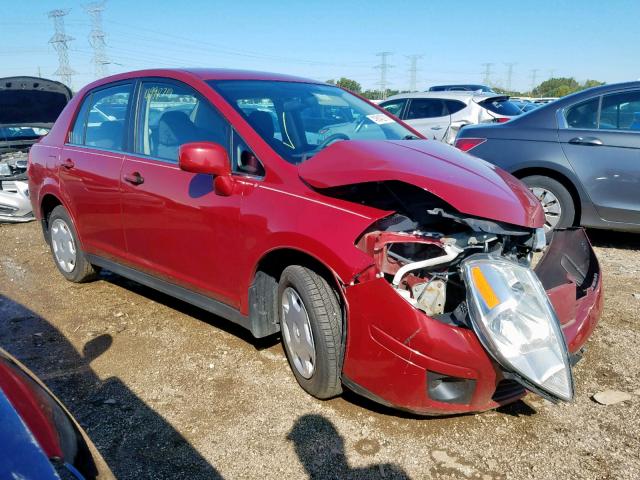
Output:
119,79,245,307
558,89,640,225
60,82,133,259
403,98,451,141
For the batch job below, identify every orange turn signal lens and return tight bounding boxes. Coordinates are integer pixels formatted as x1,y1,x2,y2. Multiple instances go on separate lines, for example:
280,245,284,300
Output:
471,266,500,309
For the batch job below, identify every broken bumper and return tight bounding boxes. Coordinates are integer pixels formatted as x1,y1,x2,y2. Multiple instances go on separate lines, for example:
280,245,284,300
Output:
341,228,602,415
0,181,34,223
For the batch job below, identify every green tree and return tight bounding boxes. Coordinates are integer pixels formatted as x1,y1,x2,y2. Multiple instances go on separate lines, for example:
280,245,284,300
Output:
532,77,605,98
326,77,362,93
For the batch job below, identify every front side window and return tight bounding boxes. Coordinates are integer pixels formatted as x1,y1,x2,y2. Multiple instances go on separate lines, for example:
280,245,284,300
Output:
565,97,600,129
135,82,230,163
599,90,640,131
209,80,415,164
82,84,132,151
380,99,407,117
405,99,447,120
232,130,264,177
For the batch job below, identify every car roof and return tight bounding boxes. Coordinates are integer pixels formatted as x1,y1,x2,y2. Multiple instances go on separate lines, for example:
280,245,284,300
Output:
78,68,324,93
384,91,506,102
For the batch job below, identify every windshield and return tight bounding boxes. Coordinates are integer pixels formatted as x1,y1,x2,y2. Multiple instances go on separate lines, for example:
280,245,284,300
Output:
209,80,417,164
0,126,49,141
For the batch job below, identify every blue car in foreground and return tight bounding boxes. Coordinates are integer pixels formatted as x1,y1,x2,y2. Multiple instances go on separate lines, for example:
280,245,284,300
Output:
455,81,640,234
0,348,113,479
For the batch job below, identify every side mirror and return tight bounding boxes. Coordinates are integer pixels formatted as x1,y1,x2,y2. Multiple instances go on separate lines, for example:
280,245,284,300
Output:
179,142,231,176
179,142,234,196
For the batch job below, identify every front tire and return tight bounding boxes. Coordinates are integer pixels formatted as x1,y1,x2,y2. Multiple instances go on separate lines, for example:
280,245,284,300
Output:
48,205,97,283
521,175,575,233
278,265,343,399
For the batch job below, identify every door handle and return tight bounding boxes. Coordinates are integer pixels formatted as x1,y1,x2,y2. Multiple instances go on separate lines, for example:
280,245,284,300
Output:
123,172,144,185
62,158,75,169
568,136,603,146
431,126,444,130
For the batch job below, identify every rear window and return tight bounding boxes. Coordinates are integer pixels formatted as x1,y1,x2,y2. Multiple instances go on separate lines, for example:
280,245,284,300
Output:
445,100,466,115
70,83,132,151
406,98,447,119
478,98,522,117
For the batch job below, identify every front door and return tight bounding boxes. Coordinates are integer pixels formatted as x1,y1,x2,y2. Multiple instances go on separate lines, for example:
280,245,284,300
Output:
119,80,242,306
59,82,133,259
403,98,451,141
558,89,640,225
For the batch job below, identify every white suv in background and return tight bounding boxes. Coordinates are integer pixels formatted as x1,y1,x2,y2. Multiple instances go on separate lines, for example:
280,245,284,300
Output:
380,91,522,143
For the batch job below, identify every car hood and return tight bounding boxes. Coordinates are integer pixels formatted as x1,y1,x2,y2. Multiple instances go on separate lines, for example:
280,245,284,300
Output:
0,76,72,129
298,140,544,228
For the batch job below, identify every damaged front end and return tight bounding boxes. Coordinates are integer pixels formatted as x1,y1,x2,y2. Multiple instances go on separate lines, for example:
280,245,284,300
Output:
340,187,601,413
0,168,33,223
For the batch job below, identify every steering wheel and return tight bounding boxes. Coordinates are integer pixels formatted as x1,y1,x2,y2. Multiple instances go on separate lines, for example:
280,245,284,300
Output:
317,133,349,150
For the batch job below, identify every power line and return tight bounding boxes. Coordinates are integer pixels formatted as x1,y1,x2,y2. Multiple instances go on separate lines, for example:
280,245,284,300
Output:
406,54,423,91
374,52,393,99
504,62,516,92
48,9,76,87
481,63,494,86
548,69,556,79
84,0,111,79
530,69,539,94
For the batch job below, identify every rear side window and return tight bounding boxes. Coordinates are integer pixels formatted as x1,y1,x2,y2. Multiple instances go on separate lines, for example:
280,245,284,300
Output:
479,98,522,117
81,84,132,151
135,82,230,163
445,100,466,115
599,90,640,131
565,97,600,129
380,99,407,117
69,96,92,145
406,99,447,119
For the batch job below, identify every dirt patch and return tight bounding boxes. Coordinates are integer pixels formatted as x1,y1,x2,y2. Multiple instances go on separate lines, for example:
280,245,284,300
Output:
1,222,639,479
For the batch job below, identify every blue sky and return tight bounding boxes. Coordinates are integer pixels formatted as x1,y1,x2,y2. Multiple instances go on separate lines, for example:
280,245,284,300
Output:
1,0,638,92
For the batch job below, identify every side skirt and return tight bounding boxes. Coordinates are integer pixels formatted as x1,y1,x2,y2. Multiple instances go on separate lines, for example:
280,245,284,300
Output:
87,254,252,332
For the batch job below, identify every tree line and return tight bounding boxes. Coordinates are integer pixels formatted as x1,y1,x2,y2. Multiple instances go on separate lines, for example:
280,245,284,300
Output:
326,76,605,100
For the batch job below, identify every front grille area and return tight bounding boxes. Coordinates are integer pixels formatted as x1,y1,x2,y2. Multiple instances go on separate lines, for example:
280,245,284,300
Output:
492,379,525,403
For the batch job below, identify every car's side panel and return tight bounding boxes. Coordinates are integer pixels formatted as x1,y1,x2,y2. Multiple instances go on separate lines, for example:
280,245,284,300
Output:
119,154,244,307
57,146,126,259
558,128,640,225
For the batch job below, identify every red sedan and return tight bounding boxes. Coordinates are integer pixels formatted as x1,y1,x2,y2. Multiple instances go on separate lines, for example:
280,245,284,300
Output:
28,69,602,415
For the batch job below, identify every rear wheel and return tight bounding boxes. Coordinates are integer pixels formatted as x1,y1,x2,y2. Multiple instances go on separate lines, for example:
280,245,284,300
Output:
48,205,97,283
521,175,575,234
278,265,343,399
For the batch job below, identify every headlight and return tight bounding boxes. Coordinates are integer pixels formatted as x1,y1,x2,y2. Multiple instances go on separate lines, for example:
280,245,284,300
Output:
462,254,573,402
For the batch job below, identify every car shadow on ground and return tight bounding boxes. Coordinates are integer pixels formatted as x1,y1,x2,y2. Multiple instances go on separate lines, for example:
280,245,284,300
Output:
587,229,640,250
0,294,224,480
99,270,279,351
288,413,411,479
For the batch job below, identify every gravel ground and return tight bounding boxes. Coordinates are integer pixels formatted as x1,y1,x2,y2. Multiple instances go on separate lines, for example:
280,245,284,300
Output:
1,222,639,480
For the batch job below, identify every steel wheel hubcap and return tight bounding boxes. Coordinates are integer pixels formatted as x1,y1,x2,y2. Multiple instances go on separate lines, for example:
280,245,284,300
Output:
530,187,562,232
51,218,77,273
281,287,316,379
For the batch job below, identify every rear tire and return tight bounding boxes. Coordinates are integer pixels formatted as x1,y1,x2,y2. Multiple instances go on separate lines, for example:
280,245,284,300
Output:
48,205,97,283
278,265,343,399
521,175,575,234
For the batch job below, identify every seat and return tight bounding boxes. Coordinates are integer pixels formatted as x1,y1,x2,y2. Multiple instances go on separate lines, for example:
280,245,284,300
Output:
248,110,275,140
630,112,640,131
157,110,198,161
86,120,124,150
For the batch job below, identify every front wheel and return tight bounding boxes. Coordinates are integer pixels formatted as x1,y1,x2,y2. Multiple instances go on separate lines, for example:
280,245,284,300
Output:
48,205,98,283
521,175,575,234
278,265,343,399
